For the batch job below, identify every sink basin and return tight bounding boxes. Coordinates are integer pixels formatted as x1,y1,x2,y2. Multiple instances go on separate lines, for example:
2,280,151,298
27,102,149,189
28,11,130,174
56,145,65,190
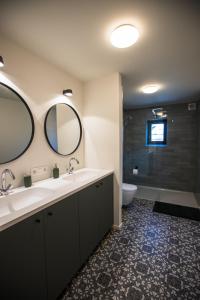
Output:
37,178,72,190
0,199,11,218
7,187,54,211
62,169,100,183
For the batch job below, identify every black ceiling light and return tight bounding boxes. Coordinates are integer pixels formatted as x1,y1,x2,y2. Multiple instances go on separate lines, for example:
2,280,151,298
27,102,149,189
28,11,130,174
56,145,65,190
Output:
0,56,4,68
63,89,73,97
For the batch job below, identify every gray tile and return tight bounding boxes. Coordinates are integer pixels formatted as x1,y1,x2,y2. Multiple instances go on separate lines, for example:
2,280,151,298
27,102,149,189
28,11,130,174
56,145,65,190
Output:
124,103,199,192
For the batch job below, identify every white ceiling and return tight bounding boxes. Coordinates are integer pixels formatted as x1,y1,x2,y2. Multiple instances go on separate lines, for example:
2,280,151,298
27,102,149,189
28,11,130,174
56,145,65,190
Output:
0,0,200,108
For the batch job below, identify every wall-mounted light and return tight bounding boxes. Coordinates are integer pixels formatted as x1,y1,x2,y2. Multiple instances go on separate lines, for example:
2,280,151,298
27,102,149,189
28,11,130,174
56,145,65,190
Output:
0,56,4,68
63,89,73,97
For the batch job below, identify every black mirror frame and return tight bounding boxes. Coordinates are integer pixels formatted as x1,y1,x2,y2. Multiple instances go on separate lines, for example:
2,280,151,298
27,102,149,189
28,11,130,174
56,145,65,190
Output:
44,103,82,156
0,82,35,164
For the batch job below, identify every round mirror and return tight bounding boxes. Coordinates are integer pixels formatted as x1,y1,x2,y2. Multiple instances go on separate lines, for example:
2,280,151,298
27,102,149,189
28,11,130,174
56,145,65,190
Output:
0,82,34,164
44,103,82,156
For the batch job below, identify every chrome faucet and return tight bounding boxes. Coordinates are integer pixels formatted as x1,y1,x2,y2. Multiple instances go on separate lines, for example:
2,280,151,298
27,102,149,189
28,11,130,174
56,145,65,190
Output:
0,169,15,195
67,158,79,174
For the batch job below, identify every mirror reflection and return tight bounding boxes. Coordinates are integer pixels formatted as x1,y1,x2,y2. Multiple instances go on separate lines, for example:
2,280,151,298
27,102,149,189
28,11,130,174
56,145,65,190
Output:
45,103,82,155
0,82,34,164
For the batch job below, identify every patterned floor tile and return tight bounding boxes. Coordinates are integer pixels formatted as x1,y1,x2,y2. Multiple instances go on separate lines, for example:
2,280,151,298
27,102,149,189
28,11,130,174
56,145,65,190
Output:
62,198,200,300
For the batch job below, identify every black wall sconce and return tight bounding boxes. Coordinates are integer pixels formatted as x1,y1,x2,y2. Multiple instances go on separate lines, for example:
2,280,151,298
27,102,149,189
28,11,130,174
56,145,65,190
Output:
0,56,4,68
63,89,73,97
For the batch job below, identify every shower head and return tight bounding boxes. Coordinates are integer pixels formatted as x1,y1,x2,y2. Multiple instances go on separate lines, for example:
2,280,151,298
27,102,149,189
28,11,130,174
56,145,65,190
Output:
152,108,167,119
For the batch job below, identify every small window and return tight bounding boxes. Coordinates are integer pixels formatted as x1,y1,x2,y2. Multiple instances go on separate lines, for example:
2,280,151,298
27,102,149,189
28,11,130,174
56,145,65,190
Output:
147,119,167,145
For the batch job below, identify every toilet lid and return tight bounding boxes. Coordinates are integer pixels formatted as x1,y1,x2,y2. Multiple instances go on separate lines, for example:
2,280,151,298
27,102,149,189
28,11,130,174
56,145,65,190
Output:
123,183,137,191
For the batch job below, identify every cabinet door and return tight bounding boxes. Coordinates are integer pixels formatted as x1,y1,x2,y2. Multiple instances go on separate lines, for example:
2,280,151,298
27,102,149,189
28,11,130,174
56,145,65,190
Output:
79,182,101,265
97,175,113,240
44,194,80,300
79,175,113,265
0,212,47,300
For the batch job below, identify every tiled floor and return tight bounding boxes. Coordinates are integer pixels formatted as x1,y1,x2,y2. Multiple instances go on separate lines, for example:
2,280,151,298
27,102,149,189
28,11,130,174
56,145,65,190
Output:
63,199,200,300
136,186,198,208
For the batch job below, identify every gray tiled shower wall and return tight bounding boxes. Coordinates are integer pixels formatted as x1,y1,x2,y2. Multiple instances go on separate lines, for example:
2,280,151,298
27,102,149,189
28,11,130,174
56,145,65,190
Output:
123,102,199,192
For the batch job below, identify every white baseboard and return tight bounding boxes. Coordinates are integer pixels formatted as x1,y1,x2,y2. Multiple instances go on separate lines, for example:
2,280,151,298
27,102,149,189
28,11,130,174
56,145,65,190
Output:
112,223,122,230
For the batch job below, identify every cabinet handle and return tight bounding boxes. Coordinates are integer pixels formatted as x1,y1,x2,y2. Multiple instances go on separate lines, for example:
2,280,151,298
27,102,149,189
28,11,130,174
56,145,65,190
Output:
48,212,53,216
35,219,40,223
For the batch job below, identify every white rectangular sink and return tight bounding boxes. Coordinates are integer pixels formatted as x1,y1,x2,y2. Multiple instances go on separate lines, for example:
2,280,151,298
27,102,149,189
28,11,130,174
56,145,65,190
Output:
62,169,100,183
37,178,72,190
7,187,54,211
0,200,11,218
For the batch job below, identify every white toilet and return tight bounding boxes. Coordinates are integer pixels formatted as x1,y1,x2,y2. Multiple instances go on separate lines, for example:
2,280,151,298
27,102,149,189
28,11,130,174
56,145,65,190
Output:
122,183,137,206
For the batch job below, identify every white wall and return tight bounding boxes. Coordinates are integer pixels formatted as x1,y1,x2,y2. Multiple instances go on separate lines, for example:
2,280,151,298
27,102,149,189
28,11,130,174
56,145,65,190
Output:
0,34,84,187
83,73,123,227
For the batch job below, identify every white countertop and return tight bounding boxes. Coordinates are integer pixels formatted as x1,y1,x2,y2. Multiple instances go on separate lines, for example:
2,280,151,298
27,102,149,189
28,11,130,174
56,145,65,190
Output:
0,168,113,232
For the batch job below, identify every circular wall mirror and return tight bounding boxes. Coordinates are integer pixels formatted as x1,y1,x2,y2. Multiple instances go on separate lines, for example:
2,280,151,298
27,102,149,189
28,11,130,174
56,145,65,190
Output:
0,82,34,164
44,103,82,156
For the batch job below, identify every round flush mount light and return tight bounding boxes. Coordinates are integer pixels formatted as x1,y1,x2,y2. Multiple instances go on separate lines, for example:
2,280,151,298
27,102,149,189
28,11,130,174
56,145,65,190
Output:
0,56,4,67
110,24,139,48
142,84,160,94
63,89,73,97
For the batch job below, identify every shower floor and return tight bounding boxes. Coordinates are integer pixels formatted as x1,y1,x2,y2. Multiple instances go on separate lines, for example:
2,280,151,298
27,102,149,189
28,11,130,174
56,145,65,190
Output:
135,185,199,208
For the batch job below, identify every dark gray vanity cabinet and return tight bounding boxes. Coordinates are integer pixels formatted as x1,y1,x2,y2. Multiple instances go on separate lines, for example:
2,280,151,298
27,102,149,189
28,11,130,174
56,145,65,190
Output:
44,194,80,300
0,211,47,300
79,175,113,264
0,174,113,300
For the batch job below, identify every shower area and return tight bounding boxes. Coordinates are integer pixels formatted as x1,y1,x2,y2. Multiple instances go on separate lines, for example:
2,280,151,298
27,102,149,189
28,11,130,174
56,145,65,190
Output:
123,102,200,209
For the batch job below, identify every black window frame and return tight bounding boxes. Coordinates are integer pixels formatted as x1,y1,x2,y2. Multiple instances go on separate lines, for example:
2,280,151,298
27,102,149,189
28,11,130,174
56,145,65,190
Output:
147,119,167,146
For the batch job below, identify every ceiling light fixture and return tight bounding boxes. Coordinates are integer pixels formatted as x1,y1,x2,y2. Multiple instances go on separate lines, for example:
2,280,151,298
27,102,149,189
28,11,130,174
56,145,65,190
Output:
0,56,4,67
142,84,160,94
63,89,73,97
110,24,139,48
